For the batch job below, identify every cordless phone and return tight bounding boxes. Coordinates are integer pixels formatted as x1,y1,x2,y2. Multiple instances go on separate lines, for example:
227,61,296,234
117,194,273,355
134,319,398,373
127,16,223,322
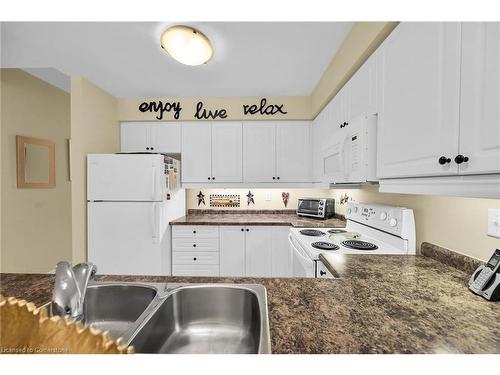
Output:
468,249,500,301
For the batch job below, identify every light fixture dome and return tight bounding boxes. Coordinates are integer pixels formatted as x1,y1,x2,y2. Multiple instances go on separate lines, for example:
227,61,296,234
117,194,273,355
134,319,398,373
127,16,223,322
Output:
160,25,213,66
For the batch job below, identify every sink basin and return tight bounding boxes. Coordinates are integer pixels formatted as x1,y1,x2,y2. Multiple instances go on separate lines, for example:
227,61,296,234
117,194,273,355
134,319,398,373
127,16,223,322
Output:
128,284,271,354
81,284,158,339
47,283,159,340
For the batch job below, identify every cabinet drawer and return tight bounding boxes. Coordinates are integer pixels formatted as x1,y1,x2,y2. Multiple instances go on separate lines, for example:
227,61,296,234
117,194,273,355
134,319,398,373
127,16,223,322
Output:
316,261,335,279
172,265,219,277
172,225,219,239
172,238,219,252
173,251,219,265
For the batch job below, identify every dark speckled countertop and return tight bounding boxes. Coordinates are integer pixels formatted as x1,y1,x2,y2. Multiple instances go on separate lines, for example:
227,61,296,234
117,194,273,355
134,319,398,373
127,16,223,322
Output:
2,253,499,353
170,210,346,228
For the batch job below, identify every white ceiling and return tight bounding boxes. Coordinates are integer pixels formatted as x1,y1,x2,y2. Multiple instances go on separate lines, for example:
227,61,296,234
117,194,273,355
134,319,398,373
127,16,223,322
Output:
1,22,352,98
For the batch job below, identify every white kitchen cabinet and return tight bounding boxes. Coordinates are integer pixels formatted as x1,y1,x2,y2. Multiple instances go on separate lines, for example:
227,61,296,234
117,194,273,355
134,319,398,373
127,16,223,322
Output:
376,22,461,178
121,122,181,153
173,225,290,277
459,23,500,175
181,122,212,182
172,225,220,277
245,226,273,277
219,226,246,276
348,53,377,119
182,122,243,183
211,122,243,182
276,122,311,182
243,122,276,182
242,121,311,183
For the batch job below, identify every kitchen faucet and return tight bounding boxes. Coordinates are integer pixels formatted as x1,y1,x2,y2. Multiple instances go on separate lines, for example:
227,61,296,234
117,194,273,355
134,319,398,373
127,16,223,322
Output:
52,261,97,320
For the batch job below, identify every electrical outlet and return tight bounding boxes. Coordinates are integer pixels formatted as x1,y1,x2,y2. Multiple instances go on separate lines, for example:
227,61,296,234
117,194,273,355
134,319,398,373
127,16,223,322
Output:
265,192,272,202
488,208,500,238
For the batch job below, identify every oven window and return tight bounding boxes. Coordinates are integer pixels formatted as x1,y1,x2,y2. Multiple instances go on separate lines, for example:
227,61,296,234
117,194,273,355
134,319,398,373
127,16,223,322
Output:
298,200,320,213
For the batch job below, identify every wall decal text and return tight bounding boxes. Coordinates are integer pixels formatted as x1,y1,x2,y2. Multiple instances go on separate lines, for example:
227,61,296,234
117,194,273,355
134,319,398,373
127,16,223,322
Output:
138,101,182,120
194,101,228,120
243,98,287,116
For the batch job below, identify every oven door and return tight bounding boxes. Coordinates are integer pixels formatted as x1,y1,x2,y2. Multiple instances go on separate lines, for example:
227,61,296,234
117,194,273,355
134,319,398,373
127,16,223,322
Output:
288,234,315,278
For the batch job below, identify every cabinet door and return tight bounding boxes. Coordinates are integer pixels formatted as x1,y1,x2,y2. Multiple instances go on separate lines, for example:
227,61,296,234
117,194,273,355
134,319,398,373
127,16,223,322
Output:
219,226,246,276
120,123,150,152
312,110,327,182
271,227,292,277
242,122,276,182
276,122,311,182
150,123,181,154
181,122,212,182
377,22,461,178
349,53,377,119
245,226,273,277
459,23,500,175
211,122,243,182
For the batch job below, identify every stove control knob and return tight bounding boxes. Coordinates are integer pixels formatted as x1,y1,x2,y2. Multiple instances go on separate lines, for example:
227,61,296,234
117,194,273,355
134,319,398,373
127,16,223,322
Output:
379,211,387,220
347,208,352,215
353,207,358,213
389,218,398,227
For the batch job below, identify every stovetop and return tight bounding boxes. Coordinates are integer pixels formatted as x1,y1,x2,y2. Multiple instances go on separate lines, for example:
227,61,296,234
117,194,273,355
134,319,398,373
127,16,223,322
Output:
290,222,412,260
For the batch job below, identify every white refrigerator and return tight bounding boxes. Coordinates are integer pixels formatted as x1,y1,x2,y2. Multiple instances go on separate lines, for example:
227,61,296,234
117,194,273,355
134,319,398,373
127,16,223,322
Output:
87,153,185,275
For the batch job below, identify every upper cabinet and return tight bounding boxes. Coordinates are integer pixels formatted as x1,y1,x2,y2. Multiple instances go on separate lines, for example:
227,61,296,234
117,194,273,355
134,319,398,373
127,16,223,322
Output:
376,22,462,178
275,122,311,182
243,122,276,182
243,121,311,183
121,122,181,154
459,23,500,175
181,122,243,183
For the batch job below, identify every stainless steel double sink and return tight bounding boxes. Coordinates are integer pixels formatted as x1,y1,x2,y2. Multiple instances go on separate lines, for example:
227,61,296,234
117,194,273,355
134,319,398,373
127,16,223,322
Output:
48,282,271,354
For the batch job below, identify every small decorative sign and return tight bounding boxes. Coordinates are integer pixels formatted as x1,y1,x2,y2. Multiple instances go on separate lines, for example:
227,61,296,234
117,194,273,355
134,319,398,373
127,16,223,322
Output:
210,194,240,207
194,101,228,120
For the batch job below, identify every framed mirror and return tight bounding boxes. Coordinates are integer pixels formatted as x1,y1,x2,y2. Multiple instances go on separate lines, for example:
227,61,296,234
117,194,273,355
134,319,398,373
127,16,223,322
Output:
16,135,56,188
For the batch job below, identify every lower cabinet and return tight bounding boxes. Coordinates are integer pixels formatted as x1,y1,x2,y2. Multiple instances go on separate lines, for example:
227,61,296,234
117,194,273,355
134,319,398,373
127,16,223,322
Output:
174,225,291,277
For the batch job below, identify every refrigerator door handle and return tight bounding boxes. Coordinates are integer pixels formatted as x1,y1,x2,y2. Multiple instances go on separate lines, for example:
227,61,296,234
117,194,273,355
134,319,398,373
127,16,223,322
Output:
151,166,157,200
151,203,159,244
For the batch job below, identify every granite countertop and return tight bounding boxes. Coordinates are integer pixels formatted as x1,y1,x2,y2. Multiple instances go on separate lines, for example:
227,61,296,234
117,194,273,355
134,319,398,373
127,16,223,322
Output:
170,210,346,228
2,255,499,353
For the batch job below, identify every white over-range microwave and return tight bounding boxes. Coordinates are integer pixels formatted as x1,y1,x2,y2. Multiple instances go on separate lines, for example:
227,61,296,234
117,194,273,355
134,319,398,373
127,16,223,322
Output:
321,114,377,184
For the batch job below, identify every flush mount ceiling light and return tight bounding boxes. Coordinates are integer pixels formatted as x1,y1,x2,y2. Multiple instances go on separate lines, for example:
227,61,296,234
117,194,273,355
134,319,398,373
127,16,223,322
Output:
160,25,213,66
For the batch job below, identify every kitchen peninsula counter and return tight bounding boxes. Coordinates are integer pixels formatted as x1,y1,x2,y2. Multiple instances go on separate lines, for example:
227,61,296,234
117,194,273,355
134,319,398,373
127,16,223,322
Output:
2,252,499,354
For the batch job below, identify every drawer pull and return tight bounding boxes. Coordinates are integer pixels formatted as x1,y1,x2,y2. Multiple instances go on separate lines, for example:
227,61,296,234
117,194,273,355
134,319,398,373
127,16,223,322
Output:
193,257,197,261
193,244,196,247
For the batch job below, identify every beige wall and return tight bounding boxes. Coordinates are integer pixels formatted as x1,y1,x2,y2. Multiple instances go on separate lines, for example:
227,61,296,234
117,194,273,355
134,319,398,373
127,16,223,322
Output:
331,186,500,262
310,22,398,117
118,96,311,121
186,189,335,211
1,69,72,272
70,77,119,264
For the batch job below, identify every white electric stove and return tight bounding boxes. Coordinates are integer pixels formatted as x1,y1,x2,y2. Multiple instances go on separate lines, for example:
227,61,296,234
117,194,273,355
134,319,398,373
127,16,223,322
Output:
288,202,416,278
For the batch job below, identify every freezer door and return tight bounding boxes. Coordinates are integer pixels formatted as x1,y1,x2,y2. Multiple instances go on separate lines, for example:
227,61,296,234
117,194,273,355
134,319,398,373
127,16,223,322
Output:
87,154,166,201
88,202,170,275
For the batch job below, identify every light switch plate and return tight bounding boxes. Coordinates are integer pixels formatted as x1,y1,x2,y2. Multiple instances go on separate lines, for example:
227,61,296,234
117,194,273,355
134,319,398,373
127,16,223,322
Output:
487,208,500,238
265,192,272,202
